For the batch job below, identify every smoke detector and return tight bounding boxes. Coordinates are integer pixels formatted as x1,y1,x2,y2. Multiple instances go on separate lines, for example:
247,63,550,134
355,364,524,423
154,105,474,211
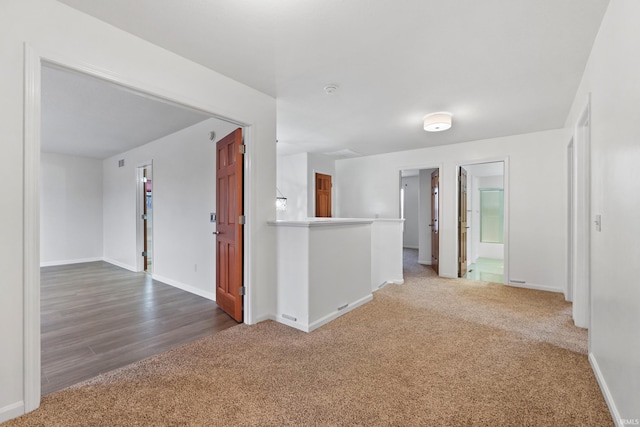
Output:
324,84,339,94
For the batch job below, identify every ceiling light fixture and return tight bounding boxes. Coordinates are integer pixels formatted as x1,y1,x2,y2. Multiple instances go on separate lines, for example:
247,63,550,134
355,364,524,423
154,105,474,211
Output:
423,112,453,132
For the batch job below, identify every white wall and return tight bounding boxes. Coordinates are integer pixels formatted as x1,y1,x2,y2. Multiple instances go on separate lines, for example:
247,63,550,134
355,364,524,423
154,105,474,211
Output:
564,0,640,421
276,152,336,220
40,153,103,265
401,176,419,248
276,152,307,220
1,0,276,421
371,219,405,289
102,118,238,299
335,128,568,291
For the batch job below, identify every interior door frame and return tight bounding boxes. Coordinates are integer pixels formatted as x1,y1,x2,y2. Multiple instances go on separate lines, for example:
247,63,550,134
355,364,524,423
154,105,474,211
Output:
314,172,333,217
455,157,510,285
570,95,591,330
458,167,468,277
397,164,442,271
311,169,333,218
566,138,575,303
430,169,440,273
23,45,256,412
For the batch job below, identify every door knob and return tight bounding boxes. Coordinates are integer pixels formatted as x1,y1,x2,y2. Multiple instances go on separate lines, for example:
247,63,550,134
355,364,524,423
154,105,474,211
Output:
213,231,221,235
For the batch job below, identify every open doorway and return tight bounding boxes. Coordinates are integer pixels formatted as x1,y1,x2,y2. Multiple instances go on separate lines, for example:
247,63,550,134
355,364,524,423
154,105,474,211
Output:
400,167,439,274
39,63,243,395
459,162,506,283
138,164,153,273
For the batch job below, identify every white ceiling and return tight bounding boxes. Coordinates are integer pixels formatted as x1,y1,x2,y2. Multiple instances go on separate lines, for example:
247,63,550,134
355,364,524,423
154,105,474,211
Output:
41,65,213,159
54,0,610,158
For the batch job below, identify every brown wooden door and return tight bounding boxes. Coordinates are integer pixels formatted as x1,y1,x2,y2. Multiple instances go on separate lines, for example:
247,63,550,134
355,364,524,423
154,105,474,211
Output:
458,167,468,277
215,128,244,322
430,169,439,274
315,173,332,217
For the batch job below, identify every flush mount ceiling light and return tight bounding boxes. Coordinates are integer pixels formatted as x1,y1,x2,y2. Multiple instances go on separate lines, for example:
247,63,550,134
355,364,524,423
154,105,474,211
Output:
423,112,453,132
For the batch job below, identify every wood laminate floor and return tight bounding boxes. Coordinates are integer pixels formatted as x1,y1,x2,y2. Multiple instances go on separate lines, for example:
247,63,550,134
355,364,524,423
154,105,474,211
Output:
41,261,237,395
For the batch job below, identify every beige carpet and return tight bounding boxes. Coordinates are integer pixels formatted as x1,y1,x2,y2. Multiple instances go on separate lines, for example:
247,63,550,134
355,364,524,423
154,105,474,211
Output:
4,250,612,426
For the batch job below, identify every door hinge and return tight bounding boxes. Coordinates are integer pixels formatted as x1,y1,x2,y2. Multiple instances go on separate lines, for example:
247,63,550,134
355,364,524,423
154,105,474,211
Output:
239,215,245,225
238,286,246,296
141,214,147,220
142,251,148,257
239,144,246,154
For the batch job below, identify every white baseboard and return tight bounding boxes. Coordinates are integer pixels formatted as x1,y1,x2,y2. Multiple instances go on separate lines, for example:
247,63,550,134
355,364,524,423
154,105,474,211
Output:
383,278,404,286
403,245,419,250
277,294,374,333
103,257,137,272
507,280,563,294
373,278,405,292
40,257,102,267
589,353,622,427
252,314,276,324
0,401,24,424
275,314,309,332
418,259,432,265
308,294,373,332
152,274,215,301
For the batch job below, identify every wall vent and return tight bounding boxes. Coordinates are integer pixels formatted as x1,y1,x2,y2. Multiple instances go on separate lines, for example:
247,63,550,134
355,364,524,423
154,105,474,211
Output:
118,159,125,167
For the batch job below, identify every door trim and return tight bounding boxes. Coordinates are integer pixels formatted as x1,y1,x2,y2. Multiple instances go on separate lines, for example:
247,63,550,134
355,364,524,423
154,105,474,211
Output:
571,95,591,330
566,139,575,302
397,164,443,272
458,167,468,277
314,172,332,217
23,44,256,413
311,169,333,217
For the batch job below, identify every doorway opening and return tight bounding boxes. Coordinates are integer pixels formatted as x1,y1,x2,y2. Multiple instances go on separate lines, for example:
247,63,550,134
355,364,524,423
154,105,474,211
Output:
400,167,439,274
137,164,153,273
36,62,247,397
459,161,506,283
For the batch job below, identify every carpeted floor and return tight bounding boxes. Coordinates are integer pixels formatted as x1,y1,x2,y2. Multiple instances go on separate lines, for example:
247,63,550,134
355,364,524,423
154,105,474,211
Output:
3,249,612,426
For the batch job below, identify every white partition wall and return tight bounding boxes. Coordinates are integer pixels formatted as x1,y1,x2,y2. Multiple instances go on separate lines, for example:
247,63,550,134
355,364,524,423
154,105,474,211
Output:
563,0,640,421
371,219,405,290
273,219,373,332
1,0,277,421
